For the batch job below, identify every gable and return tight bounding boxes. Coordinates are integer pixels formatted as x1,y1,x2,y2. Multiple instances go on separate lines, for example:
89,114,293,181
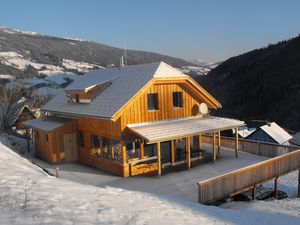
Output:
114,77,221,127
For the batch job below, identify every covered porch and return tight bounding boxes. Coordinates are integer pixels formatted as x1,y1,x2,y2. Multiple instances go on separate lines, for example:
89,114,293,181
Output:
126,116,244,176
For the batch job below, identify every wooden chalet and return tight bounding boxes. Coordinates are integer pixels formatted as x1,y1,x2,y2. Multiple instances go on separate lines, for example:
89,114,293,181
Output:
24,62,244,177
14,104,36,130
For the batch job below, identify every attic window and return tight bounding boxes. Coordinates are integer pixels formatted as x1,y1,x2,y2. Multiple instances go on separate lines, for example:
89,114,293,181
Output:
173,92,183,108
147,93,158,111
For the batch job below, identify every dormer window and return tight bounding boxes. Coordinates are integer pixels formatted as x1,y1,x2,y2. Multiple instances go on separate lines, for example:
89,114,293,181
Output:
65,80,112,104
75,94,79,103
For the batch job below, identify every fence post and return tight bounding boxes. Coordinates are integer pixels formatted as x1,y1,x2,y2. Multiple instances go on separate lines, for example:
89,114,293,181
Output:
298,169,300,198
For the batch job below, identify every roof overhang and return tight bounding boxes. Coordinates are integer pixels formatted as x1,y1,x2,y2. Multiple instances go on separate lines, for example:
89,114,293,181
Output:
23,118,75,132
127,116,244,144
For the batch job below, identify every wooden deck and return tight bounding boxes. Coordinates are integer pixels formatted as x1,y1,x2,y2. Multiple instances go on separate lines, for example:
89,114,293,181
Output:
198,147,300,204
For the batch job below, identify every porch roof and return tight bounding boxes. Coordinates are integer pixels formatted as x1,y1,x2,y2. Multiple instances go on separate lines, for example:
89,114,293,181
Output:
23,117,74,132
127,116,244,143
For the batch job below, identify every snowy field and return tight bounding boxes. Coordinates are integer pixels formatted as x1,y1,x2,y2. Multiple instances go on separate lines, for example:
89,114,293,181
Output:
0,136,300,224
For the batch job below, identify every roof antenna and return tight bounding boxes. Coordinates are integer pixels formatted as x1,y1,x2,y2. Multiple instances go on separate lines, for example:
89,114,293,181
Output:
124,45,127,66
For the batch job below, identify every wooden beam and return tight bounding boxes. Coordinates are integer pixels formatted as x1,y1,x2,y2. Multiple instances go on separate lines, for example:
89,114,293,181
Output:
235,127,239,158
251,185,256,201
157,141,161,176
26,129,30,153
199,134,202,158
140,142,145,159
274,177,278,199
122,142,127,165
186,136,191,169
171,140,175,166
217,130,221,158
213,132,216,162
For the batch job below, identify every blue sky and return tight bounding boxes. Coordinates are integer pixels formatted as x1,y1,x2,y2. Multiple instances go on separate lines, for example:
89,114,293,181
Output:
1,0,300,62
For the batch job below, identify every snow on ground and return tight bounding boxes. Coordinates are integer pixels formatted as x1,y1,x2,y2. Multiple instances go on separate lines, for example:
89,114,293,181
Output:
32,86,62,97
180,65,212,76
0,135,300,224
44,72,78,85
0,74,16,80
62,59,102,73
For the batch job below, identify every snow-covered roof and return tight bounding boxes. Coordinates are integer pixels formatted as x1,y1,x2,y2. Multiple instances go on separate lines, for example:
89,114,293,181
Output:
23,118,74,132
233,126,256,138
260,122,292,144
127,116,244,143
43,62,187,119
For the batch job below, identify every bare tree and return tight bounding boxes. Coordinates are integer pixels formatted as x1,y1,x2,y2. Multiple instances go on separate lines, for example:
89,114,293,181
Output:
0,83,28,131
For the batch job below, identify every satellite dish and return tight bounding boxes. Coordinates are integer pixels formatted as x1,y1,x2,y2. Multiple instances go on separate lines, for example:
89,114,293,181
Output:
199,103,208,115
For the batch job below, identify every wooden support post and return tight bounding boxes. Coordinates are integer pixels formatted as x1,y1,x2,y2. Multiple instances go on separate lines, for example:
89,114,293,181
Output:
199,134,202,158
298,169,300,198
186,136,191,169
252,185,256,200
26,129,30,153
171,140,175,166
217,130,221,158
157,141,161,176
213,131,216,162
140,142,145,159
122,142,127,165
235,127,239,158
274,177,278,199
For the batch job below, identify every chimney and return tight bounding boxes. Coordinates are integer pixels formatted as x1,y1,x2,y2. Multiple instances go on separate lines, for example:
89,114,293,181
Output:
119,56,125,69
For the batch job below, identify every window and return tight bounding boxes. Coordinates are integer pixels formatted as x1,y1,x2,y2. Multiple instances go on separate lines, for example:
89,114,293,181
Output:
144,143,157,157
126,141,140,160
111,139,122,161
75,94,79,103
45,134,48,142
91,135,101,156
173,92,183,108
102,137,110,158
79,132,84,147
36,131,39,139
147,93,158,111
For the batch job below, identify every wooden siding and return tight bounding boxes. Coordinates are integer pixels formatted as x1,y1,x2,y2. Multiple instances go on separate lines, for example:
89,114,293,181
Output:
198,148,300,204
202,135,298,157
120,80,209,130
77,117,126,176
35,120,78,164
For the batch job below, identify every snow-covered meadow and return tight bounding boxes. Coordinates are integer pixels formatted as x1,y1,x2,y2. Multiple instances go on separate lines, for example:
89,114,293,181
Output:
0,138,300,224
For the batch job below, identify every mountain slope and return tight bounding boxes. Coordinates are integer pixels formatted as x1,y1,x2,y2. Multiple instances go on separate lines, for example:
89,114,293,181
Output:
0,27,193,78
198,35,300,131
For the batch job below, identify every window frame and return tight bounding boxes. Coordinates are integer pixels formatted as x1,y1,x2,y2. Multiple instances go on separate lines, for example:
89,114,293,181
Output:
173,92,183,108
147,93,159,111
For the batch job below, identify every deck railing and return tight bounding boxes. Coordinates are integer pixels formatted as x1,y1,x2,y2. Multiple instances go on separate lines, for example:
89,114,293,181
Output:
202,135,299,157
198,148,300,204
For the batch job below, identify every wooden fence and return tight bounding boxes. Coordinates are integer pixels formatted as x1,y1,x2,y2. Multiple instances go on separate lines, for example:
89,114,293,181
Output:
202,135,299,157
198,148,300,204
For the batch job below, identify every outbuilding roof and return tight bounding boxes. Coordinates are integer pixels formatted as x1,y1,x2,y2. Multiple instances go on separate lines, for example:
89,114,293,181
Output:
43,62,190,119
127,116,244,143
260,122,292,144
23,117,74,132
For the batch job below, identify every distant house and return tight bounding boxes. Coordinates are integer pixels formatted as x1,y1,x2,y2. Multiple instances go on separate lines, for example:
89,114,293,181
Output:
24,62,244,177
13,104,36,130
233,126,256,138
246,122,292,145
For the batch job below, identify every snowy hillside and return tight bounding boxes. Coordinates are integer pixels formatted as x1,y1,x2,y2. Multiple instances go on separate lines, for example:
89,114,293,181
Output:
0,140,300,224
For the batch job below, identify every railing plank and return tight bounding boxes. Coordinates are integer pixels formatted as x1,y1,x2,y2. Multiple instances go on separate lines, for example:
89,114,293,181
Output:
198,148,300,204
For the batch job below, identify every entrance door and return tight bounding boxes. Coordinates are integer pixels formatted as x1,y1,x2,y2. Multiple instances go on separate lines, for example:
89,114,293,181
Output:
63,133,78,162
161,141,171,163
